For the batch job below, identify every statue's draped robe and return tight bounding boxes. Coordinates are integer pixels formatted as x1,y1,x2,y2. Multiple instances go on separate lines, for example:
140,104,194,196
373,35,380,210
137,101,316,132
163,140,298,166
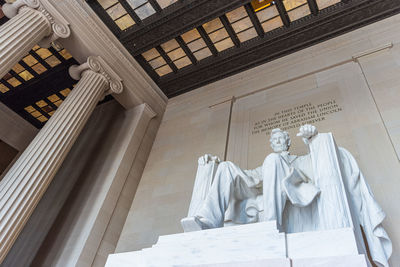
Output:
262,133,392,267
189,133,391,267
195,161,262,228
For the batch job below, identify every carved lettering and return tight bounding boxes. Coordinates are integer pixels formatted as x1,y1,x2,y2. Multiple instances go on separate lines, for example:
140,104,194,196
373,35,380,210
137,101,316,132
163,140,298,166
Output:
251,99,343,135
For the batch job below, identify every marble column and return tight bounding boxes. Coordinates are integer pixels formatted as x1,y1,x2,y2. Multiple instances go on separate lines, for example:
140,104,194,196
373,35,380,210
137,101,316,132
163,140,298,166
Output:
0,0,70,78
0,56,123,262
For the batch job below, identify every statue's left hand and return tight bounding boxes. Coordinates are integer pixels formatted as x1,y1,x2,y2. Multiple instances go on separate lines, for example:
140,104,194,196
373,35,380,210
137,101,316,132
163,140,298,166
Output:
198,154,221,165
296,124,318,144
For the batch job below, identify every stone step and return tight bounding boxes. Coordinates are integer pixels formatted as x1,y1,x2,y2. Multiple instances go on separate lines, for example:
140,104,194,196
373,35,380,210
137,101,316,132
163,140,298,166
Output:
153,230,282,248
143,234,286,265
156,221,277,244
105,222,368,267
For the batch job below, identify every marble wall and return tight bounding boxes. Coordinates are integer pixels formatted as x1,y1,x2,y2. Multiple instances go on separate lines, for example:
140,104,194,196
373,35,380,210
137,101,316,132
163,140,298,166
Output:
116,14,400,265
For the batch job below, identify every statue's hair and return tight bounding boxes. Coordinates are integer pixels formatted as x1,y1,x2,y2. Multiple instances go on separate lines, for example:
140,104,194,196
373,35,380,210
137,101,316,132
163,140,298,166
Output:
269,128,291,148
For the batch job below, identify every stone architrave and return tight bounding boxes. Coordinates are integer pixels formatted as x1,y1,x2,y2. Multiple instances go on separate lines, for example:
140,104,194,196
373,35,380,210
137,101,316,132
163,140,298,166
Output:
0,56,123,263
0,0,70,78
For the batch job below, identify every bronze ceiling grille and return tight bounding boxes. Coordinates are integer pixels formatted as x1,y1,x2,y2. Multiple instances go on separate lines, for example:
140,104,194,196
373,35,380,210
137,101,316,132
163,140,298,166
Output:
88,0,400,98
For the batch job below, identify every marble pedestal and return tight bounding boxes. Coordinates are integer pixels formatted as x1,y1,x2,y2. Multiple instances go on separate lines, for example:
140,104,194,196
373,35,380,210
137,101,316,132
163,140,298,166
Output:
105,221,368,267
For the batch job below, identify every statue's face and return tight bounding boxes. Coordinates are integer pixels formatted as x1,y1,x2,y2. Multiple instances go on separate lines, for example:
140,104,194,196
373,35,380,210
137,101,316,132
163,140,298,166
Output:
270,131,290,153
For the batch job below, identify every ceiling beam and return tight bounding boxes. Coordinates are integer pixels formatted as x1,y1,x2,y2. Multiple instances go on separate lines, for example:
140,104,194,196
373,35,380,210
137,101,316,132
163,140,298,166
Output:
197,26,218,56
275,0,290,27
156,46,178,73
244,3,265,38
119,0,252,56
148,0,162,13
220,15,241,48
176,36,198,65
119,0,142,25
307,0,319,16
156,0,400,97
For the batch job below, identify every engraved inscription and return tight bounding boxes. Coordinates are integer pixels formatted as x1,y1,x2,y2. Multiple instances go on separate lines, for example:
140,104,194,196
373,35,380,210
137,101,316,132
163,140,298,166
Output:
251,99,343,135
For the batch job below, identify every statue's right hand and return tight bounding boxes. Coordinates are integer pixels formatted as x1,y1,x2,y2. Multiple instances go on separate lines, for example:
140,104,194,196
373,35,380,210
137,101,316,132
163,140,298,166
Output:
198,154,220,165
296,124,318,145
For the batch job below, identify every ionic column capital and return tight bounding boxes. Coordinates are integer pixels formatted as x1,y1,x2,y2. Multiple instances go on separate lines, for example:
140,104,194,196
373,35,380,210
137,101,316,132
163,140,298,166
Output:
69,56,124,95
2,0,70,46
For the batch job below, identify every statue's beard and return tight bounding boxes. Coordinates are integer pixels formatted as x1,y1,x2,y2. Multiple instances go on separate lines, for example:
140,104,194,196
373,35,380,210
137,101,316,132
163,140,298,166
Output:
272,143,289,153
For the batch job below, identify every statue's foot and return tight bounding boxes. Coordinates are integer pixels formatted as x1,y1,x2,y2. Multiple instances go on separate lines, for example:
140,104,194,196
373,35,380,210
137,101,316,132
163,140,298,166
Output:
181,216,209,232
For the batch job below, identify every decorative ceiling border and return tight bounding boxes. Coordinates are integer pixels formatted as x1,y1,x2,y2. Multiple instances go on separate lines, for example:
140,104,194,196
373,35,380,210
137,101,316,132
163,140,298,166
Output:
87,0,400,98
157,0,400,97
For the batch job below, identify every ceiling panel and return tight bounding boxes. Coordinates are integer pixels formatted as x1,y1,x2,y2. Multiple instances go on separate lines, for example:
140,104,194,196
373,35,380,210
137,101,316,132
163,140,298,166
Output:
82,0,400,98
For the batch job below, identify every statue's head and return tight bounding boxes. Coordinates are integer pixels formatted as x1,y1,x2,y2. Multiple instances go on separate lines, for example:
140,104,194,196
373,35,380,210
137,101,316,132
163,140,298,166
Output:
270,128,291,153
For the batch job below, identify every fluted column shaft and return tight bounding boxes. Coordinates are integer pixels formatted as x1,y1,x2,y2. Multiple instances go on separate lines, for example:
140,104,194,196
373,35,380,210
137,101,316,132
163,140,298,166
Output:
0,56,123,262
0,0,70,78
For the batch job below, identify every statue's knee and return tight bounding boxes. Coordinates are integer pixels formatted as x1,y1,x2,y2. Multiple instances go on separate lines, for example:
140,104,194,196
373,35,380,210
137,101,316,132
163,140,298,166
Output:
218,161,233,170
218,161,228,167
215,162,234,183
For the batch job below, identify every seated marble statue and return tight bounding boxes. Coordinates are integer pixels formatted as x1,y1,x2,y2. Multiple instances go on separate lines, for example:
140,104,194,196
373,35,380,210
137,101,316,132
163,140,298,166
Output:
181,125,392,267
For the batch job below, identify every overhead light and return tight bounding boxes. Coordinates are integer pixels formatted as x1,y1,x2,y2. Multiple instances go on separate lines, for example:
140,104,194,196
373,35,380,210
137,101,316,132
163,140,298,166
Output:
251,0,274,12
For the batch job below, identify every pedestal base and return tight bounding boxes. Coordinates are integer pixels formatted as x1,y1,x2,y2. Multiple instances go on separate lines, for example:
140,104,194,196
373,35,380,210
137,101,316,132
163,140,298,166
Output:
106,221,368,267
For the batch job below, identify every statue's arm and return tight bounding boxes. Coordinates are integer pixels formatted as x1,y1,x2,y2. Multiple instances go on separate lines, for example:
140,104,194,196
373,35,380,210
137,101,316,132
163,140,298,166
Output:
243,166,263,188
296,124,318,145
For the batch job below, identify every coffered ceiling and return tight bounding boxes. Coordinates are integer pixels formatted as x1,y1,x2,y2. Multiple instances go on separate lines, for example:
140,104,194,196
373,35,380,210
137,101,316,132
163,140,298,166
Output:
88,0,400,97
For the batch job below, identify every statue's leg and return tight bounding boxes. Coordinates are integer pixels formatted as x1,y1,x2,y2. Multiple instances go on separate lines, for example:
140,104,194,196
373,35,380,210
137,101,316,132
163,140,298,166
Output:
196,162,256,228
181,161,259,231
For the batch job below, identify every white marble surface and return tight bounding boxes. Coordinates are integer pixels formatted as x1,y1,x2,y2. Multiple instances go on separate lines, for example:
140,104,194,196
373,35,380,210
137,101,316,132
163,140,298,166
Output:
106,221,368,267
143,222,286,266
287,228,359,259
107,252,146,266
292,255,368,267
176,258,291,267
106,221,285,267
167,220,277,243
